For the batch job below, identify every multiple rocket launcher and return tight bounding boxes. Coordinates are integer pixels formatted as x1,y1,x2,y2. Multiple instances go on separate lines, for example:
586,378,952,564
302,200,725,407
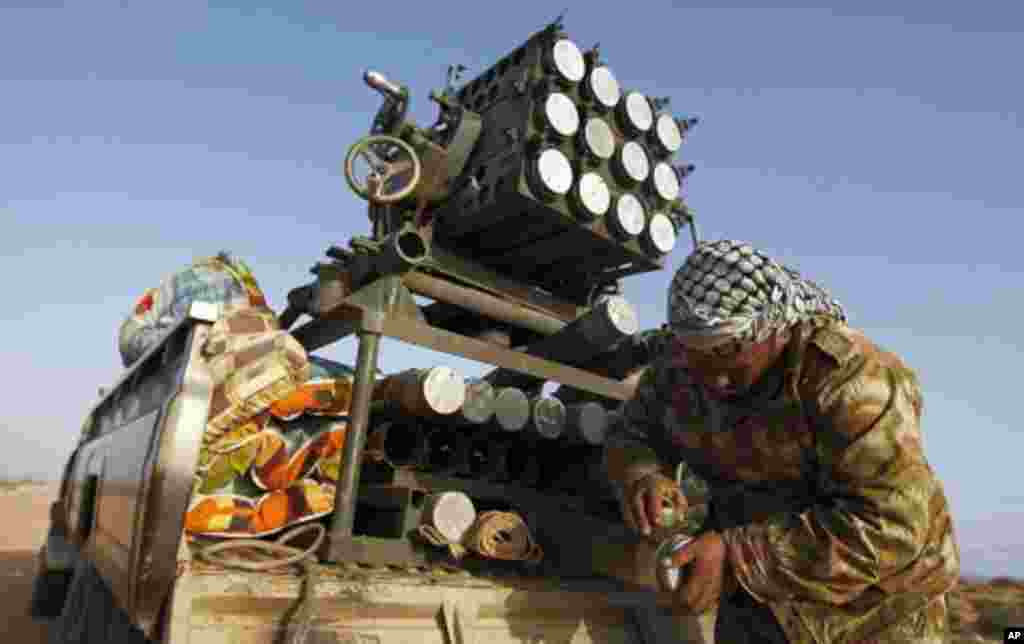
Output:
337,19,693,528
432,20,695,303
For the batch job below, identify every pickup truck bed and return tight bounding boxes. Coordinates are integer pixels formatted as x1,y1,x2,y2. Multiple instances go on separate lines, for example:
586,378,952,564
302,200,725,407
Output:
166,559,712,643
31,305,715,643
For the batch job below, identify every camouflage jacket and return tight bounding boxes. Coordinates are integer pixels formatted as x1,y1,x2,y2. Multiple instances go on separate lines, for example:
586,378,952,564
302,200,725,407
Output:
604,318,960,643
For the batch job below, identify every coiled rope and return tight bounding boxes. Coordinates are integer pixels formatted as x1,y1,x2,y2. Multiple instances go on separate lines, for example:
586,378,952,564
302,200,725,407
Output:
195,523,325,644
465,511,544,564
417,511,543,565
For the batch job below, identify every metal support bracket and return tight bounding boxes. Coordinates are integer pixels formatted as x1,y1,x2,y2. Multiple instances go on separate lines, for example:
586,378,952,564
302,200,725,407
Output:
326,276,418,549
305,274,633,567
292,276,630,401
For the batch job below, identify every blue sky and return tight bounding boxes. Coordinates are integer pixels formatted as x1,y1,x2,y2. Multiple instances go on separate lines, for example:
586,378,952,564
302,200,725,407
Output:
2,1,1021,578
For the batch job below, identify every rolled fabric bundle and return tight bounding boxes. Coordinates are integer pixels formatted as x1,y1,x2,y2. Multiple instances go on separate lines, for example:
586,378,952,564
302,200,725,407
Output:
465,511,544,564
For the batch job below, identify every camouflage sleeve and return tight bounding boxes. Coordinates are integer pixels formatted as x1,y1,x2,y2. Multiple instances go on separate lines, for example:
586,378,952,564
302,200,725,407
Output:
603,359,675,500
720,342,955,605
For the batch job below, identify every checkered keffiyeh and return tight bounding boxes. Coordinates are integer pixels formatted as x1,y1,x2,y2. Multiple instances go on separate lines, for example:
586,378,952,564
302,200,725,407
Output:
667,240,846,351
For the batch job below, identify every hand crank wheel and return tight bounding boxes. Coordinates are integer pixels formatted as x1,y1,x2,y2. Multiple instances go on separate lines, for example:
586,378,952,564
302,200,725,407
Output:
343,135,422,204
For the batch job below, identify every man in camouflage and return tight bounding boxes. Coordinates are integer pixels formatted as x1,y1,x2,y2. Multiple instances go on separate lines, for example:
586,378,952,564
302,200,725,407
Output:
604,240,960,643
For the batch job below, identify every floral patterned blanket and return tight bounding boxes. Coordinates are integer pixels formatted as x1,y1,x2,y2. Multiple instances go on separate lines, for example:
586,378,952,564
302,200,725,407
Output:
121,256,358,538
187,326,355,537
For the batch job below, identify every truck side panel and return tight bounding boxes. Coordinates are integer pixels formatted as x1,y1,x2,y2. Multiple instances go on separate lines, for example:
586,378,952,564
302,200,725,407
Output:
133,321,214,636
165,563,713,644
57,313,215,637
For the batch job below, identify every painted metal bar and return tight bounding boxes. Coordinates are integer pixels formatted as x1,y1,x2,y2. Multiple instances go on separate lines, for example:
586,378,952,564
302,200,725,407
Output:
327,330,382,545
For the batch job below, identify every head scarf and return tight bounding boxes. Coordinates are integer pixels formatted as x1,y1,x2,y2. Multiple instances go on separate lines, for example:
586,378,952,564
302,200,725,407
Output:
667,239,846,353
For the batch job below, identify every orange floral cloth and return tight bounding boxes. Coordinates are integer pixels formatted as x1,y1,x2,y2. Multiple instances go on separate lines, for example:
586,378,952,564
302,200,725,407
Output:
185,305,355,538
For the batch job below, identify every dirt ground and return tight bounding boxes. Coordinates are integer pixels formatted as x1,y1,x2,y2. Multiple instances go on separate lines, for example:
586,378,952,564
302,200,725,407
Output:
0,482,59,643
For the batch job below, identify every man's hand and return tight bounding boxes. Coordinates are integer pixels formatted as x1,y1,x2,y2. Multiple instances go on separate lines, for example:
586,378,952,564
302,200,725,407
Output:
667,530,736,614
622,472,688,537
